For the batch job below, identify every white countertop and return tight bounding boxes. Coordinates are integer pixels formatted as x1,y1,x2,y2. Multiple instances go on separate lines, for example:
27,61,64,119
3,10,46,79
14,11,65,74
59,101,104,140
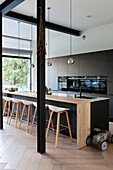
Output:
3,90,109,104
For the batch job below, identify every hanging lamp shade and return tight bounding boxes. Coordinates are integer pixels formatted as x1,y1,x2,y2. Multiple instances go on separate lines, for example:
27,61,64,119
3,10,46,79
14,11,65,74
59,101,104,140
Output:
47,61,52,66
17,65,21,69
68,58,74,64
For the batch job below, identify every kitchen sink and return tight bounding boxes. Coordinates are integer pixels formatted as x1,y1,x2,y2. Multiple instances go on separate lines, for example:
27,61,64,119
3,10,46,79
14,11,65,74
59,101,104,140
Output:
76,96,97,99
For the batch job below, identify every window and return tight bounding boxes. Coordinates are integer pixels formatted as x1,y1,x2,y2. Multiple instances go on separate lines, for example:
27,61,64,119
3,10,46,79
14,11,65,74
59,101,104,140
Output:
2,56,30,91
2,19,34,91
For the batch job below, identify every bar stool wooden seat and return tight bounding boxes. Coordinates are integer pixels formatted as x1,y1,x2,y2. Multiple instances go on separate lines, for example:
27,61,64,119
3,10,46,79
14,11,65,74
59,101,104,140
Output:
19,100,33,133
46,105,72,147
9,98,22,127
29,103,55,135
3,96,12,124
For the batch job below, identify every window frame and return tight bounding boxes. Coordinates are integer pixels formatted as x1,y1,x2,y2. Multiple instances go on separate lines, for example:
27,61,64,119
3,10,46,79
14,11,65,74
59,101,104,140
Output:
2,54,31,91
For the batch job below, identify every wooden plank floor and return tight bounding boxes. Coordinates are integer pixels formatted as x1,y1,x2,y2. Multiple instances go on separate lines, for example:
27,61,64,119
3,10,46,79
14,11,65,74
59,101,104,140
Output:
0,117,113,170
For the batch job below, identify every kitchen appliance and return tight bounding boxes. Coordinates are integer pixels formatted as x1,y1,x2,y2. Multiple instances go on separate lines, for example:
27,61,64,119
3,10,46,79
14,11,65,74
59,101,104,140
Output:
61,76,107,94
58,76,107,94
58,77,67,90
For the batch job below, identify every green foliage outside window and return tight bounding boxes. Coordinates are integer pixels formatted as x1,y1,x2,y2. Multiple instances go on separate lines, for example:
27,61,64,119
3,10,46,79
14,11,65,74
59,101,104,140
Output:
2,57,30,90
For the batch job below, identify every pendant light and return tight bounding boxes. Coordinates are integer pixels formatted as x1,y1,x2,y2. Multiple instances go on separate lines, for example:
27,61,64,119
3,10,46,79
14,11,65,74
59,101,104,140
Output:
68,0,74,65
47,7,52,67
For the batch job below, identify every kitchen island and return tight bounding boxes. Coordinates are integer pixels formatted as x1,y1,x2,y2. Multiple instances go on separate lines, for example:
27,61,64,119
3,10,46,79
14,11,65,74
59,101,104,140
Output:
3,91,109,149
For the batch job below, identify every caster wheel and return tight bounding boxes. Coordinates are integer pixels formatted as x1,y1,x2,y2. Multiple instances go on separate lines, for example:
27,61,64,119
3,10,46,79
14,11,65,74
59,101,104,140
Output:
86,136,92,146
100,141,108,151
111,135,113,143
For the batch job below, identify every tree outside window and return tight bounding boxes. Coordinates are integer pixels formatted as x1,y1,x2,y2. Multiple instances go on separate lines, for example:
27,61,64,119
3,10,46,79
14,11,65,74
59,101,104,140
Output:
2,57,30,91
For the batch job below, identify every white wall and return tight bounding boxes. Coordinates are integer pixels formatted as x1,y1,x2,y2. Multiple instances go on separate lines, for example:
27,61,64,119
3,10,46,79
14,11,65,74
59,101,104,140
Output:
3,17,113,59
3,18,36,40
46,22,113,58
72,22,113,55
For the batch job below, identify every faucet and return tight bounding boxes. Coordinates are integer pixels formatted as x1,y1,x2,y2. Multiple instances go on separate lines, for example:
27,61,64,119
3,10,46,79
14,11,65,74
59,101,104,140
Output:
80,86,82,98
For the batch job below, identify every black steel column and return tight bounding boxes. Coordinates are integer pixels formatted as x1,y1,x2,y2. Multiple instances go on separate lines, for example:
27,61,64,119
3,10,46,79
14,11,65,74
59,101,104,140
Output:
0,12,3,129
37,0,45,153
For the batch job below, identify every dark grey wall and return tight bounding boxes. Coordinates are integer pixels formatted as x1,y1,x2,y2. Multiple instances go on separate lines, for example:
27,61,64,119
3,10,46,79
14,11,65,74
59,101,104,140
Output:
46,50,113,92
46,49,113,119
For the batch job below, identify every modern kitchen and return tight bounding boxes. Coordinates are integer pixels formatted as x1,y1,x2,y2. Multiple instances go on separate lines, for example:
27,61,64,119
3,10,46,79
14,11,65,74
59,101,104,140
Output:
0,0,113,170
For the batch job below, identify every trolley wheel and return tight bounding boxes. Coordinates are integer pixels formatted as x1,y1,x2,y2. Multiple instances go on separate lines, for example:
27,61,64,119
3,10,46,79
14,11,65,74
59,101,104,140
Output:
111,135,113,143
86,136,92,146
100,141,108,151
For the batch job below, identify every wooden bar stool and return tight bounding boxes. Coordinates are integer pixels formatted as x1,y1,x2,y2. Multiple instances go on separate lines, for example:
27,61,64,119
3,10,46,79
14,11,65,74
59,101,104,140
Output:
19,100,33,133
46,105,72,147
3,96,12,124
9,98,22,128
30,103,55,135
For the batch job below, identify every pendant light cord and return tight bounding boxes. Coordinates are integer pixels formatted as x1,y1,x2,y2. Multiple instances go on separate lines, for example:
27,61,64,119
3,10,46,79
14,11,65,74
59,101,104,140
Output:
18,21,20,57
70,0,72,56
48,9,50,61
18,21,21,68
67,0,72,77
30,24,33,91
48,7,51,88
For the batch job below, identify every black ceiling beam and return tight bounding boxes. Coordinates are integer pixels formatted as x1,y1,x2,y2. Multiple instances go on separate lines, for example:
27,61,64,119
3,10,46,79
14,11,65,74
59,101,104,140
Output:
45,21,80,36
0,0,25,15
5,11,37,24
5,11,81,36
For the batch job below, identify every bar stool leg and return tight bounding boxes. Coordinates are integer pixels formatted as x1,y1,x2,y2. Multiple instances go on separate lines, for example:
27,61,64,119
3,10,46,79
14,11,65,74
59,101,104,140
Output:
30,105,32,124
46,111,54,140
9,102,15,125
56,113,60,147
3,100,7,116
19,105,25,129
15,103,19,128
65,111,72,142
48,109,55,135
19,102,22,121
30,107,37,134
58,114,60,137
27,105,30,133
25,105,28,118
7,101,11,124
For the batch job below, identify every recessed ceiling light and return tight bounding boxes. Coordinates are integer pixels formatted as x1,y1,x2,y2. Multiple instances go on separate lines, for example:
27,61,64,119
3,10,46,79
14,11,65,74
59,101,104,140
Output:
87,15,93,18
47,7,51,10
82,35,86,40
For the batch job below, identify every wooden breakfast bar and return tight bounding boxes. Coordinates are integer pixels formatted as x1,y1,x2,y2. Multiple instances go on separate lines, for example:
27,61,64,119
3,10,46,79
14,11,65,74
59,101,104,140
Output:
3,91,109,149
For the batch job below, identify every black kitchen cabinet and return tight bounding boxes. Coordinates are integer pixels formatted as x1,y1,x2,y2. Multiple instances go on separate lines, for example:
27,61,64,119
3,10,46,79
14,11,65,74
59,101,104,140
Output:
108,95,113,119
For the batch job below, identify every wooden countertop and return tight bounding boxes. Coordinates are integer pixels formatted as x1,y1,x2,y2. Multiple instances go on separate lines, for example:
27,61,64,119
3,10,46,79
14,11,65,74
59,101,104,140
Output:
3,90,109,104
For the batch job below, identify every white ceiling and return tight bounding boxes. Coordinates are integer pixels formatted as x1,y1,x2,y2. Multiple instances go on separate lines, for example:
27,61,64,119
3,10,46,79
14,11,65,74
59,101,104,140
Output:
1,0,113,58
0,0,5,5
10,0,113,31
12,0,37,18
